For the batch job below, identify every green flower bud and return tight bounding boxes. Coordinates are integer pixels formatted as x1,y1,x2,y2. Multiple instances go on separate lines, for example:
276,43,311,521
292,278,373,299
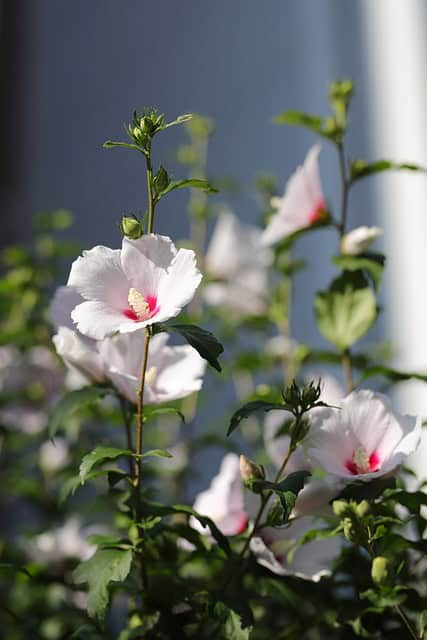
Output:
153,165,169,194
356,500,370,519
371,556,390,585
343,517,358,543
120,216,142,240
332,499,350,517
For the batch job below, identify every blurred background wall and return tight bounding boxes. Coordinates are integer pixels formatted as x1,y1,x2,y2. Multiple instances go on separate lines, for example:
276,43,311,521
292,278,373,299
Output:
1,0,427,471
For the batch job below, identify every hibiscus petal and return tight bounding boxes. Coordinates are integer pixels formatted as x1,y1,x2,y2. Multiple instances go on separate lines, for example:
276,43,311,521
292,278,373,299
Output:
121,234,176,294
156,248,202,319
71,300,131,340
68,246,129,309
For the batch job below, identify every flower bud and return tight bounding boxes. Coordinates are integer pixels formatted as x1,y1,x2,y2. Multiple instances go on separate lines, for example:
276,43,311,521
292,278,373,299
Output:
332,499,350,517
371,556,390,585
120,216,142,240
341,226,383,256
356,500,370,518
239,455,263,487
343,516,358,543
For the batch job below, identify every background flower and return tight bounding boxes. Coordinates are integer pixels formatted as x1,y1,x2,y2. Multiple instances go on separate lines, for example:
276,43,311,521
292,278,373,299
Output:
204,210,272,316
341,225,383,255
99,332,206,405
191,453,247,537
261,145,326,246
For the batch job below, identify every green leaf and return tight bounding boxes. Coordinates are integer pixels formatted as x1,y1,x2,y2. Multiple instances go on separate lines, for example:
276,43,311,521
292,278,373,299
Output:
335,476,396,502
140,501,231,556
158,178,218,198
49,386,108,438
213,602,252,640
418,610,427,638
140,449,173,459
157,323,224,371
161,113,193,130
103,140,142,152
227,400,289,436
333,253,385,291
79,447,132,483
360,366,427,385
144,406,185,423
73,548,132,619
314,270,377,350
350,158,427,182
253,471,311,522
273,110,324,134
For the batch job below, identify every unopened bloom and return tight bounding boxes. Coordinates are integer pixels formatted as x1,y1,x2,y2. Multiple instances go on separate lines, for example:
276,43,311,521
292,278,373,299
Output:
261,145,327,246
341,226,383,256
307,390,421,481
68,234,202,340
50,286,106,385
250,516,340,581
204,211,272,315
99,332,206,405
191,453,247,536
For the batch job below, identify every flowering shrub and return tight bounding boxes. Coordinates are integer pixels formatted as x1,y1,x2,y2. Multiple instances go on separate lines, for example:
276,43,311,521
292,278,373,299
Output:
2,82,427,639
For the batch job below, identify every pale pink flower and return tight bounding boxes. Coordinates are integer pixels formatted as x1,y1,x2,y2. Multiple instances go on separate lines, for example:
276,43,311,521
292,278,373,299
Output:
341,226,383,256
261,145,327,246
24,517,95,564
204,211,272,315
250,516,340,581
50,286,106,384
39,438,70,474
191,453,247,537
99,332,206,405
67,234,202,340
307,390,421,481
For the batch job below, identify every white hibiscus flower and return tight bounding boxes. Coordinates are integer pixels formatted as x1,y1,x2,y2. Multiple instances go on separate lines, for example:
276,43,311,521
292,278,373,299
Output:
250,516,340,581
204,211,272,316
67,234,202,340
191,453,248,537
261,145,327,246
307,390,421,482
50,286,106,384
99,331,206,405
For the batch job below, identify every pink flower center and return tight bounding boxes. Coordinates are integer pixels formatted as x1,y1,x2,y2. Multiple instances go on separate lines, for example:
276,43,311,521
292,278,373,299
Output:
345,447,380,475
308,199,327,225
123,288,159,321
234,515,248,535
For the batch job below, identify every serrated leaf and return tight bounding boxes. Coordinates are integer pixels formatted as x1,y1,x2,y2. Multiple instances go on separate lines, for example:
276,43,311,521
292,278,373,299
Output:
158,178,218,198
213,602,252,639
253,471,311,522
314,270,377,350
350,158,427,182
333,253,385,291
227,400,290,436
73,548,132,619
156,322,224,371
49,386,108,438
79,447,132,483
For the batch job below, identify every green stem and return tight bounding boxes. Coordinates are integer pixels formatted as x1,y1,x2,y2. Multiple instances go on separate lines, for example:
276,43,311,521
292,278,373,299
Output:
336,141,355,393
395,605,419,640
146,151,154,234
